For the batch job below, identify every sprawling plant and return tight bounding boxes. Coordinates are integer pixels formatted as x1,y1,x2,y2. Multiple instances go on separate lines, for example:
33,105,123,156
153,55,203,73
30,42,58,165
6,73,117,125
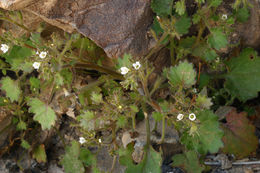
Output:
0,0,259,172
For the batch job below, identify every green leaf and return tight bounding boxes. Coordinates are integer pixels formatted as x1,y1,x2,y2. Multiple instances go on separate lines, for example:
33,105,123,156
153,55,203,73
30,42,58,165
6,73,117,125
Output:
61,141,85,173
130,105,139,113
224,48,260,102
17,120,27,130
174,0,186,16
199,73,211,90
172,150,204,173
208,28,228,50
192,12,201,24
151,18,164,36
196,88,213,109
116,54,132,69
181,110,224,154
91,92,103,104
236,7,250,23
179,36,196,49
55,73,64,86
1,77,21,102
116,115,127,128
151,0,173,16
3,45,33,70
119,144,162,173
60,69,73,85
30,32,42,47
222,109,258,159
166,60,196,89
79,148,96,167
209,0,223,7
192,43,218,61
28,98,57,130
174,16,191,35
33,144,47,163
77,111,95,131
21,139,31,150
152,112,164,122
29,77,41,91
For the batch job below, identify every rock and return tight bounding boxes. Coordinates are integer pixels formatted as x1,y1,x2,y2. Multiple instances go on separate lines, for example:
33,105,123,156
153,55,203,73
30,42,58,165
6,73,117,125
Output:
130,116,180,163
48,163,64,173
218,0,260,50
235,0,260,50
0,0,33,10
96,146,125,173
135,116,179,145
214,154,232,170
0,107,14,149
0,0,154,58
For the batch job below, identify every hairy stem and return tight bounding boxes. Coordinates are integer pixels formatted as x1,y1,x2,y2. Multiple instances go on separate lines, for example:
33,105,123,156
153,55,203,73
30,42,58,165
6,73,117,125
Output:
132,114,136,131
0,17,31,32
160,116,166,144
146,32,169,60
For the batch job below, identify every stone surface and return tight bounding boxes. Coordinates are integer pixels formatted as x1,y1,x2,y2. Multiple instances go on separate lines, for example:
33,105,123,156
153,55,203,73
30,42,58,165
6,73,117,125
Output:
0,107,14,149
0,0,154,58
0,0,33,10
135,116,179,145
96,146,126,173
235,0,260,50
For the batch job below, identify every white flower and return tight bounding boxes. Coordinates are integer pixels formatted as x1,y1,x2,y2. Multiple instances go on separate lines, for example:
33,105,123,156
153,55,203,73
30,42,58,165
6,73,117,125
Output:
222,14,228,20
98,138,102,143
193,88,197,93
36,51,39,55
33,62,41,69
39,51,47,59
79,137,86,144
120,67,129,75
189,113,196,121
177,114,184,121
133,61,141,70
1,44,9,53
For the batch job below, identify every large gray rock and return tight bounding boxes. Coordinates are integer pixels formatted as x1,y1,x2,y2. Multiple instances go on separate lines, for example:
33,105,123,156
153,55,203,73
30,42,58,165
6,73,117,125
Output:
235,0,260,50
0,0,154,58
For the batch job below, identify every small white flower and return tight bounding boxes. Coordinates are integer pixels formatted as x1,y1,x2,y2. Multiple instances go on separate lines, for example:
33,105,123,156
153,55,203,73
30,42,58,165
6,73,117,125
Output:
193,88,197,93
79,137,86,144
189,113,196,121
33,62,41,69
36,51,39,55
120,67,129,75
39,51,47,59
133,61,141,70
1,44,9,53
222,14,228,20
177,114,184,121
98,138,102,143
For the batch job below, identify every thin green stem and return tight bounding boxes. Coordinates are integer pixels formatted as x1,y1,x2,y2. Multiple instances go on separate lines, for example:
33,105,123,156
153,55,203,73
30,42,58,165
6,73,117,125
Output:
146,32,169,60
170,36,176,65
193,20,206,49
132,114,136,131
142,101,150,146
159,116,166,144
145,112,151,146
57,39,73,65
0,17,31,32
